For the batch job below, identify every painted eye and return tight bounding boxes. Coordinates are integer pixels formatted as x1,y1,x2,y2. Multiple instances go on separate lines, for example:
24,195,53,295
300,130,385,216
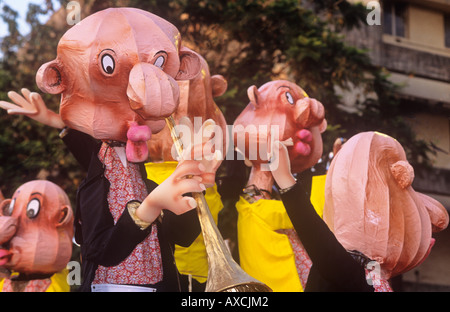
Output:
2,198,15,216
285,92,294,105
26,198,40,219
101,54,115,75
154,55,165,69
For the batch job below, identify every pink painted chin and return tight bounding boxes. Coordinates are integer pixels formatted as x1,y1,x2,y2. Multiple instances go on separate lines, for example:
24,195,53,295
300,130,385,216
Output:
0,249,12,266
126,122,152,163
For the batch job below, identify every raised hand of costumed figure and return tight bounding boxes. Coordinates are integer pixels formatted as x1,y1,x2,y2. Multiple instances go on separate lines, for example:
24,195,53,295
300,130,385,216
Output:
0,89,65,129
231,80,327,292
174,117,224,187
0,181,73,292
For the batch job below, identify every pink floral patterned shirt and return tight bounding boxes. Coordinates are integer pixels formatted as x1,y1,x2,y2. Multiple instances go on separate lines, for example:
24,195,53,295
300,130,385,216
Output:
92,143,163,285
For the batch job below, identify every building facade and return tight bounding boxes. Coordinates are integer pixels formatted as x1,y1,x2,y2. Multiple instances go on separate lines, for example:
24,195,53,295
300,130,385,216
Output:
345,0,450,291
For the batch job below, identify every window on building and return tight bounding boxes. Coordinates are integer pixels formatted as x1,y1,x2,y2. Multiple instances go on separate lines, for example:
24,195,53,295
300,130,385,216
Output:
445,15,450,48
383,1,407,37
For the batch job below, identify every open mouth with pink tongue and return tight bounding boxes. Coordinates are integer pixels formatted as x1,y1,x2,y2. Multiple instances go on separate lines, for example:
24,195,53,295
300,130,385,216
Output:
0,248,12,266
293,129,313,157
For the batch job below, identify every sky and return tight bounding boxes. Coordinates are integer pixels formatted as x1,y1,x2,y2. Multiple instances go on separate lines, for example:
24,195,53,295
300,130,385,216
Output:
0,0,61,38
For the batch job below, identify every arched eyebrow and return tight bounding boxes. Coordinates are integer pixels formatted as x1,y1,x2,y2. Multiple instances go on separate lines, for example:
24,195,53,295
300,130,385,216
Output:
29,192,44,203
276,85,291,90
101,48,116,54
154,50,168,57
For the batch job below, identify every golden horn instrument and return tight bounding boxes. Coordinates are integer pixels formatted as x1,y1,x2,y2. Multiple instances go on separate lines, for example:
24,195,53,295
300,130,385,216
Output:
165,116,271,292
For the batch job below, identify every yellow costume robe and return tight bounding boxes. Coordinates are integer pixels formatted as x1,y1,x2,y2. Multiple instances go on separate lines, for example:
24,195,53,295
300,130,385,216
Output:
0,269,70,292
237,175,326,292
145,161,223,284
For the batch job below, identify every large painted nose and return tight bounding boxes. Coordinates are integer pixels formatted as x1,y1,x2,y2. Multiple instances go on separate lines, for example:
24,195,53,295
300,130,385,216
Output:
0,216,17,246
417,192,449,233
294,98,325,129
127,63,180,120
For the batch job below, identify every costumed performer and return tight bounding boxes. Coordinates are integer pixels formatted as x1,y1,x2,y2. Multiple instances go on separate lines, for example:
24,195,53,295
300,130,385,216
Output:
0,180,73,292
146,50,228,291
0,8,213,292
269,131,449,291
232,80,327,291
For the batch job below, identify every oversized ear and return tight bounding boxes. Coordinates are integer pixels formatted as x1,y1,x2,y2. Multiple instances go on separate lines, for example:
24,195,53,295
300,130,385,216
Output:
211,75,228,98
175,48,201,81
36,60,66,95
390,160,414,189
56,205,73,228
247,85,260,107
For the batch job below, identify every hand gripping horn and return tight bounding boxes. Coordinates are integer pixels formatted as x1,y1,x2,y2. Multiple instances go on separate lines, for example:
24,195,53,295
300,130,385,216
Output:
165,116,272,292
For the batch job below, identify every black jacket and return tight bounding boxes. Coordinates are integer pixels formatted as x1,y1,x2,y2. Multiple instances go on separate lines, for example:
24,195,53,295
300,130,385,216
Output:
280,182,374,292
63,129,201,292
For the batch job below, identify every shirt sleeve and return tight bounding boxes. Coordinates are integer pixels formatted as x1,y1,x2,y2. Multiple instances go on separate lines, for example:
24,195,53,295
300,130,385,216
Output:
95,204,155,267
280,181,373,291
161,208,201,247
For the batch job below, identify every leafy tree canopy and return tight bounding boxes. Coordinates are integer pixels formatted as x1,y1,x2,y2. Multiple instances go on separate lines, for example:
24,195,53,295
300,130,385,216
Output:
0,0,433,201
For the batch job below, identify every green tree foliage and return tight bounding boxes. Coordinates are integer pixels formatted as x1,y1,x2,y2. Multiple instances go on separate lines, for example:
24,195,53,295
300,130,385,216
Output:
0,0,80,200
0,0,433,200
129,0,431,165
